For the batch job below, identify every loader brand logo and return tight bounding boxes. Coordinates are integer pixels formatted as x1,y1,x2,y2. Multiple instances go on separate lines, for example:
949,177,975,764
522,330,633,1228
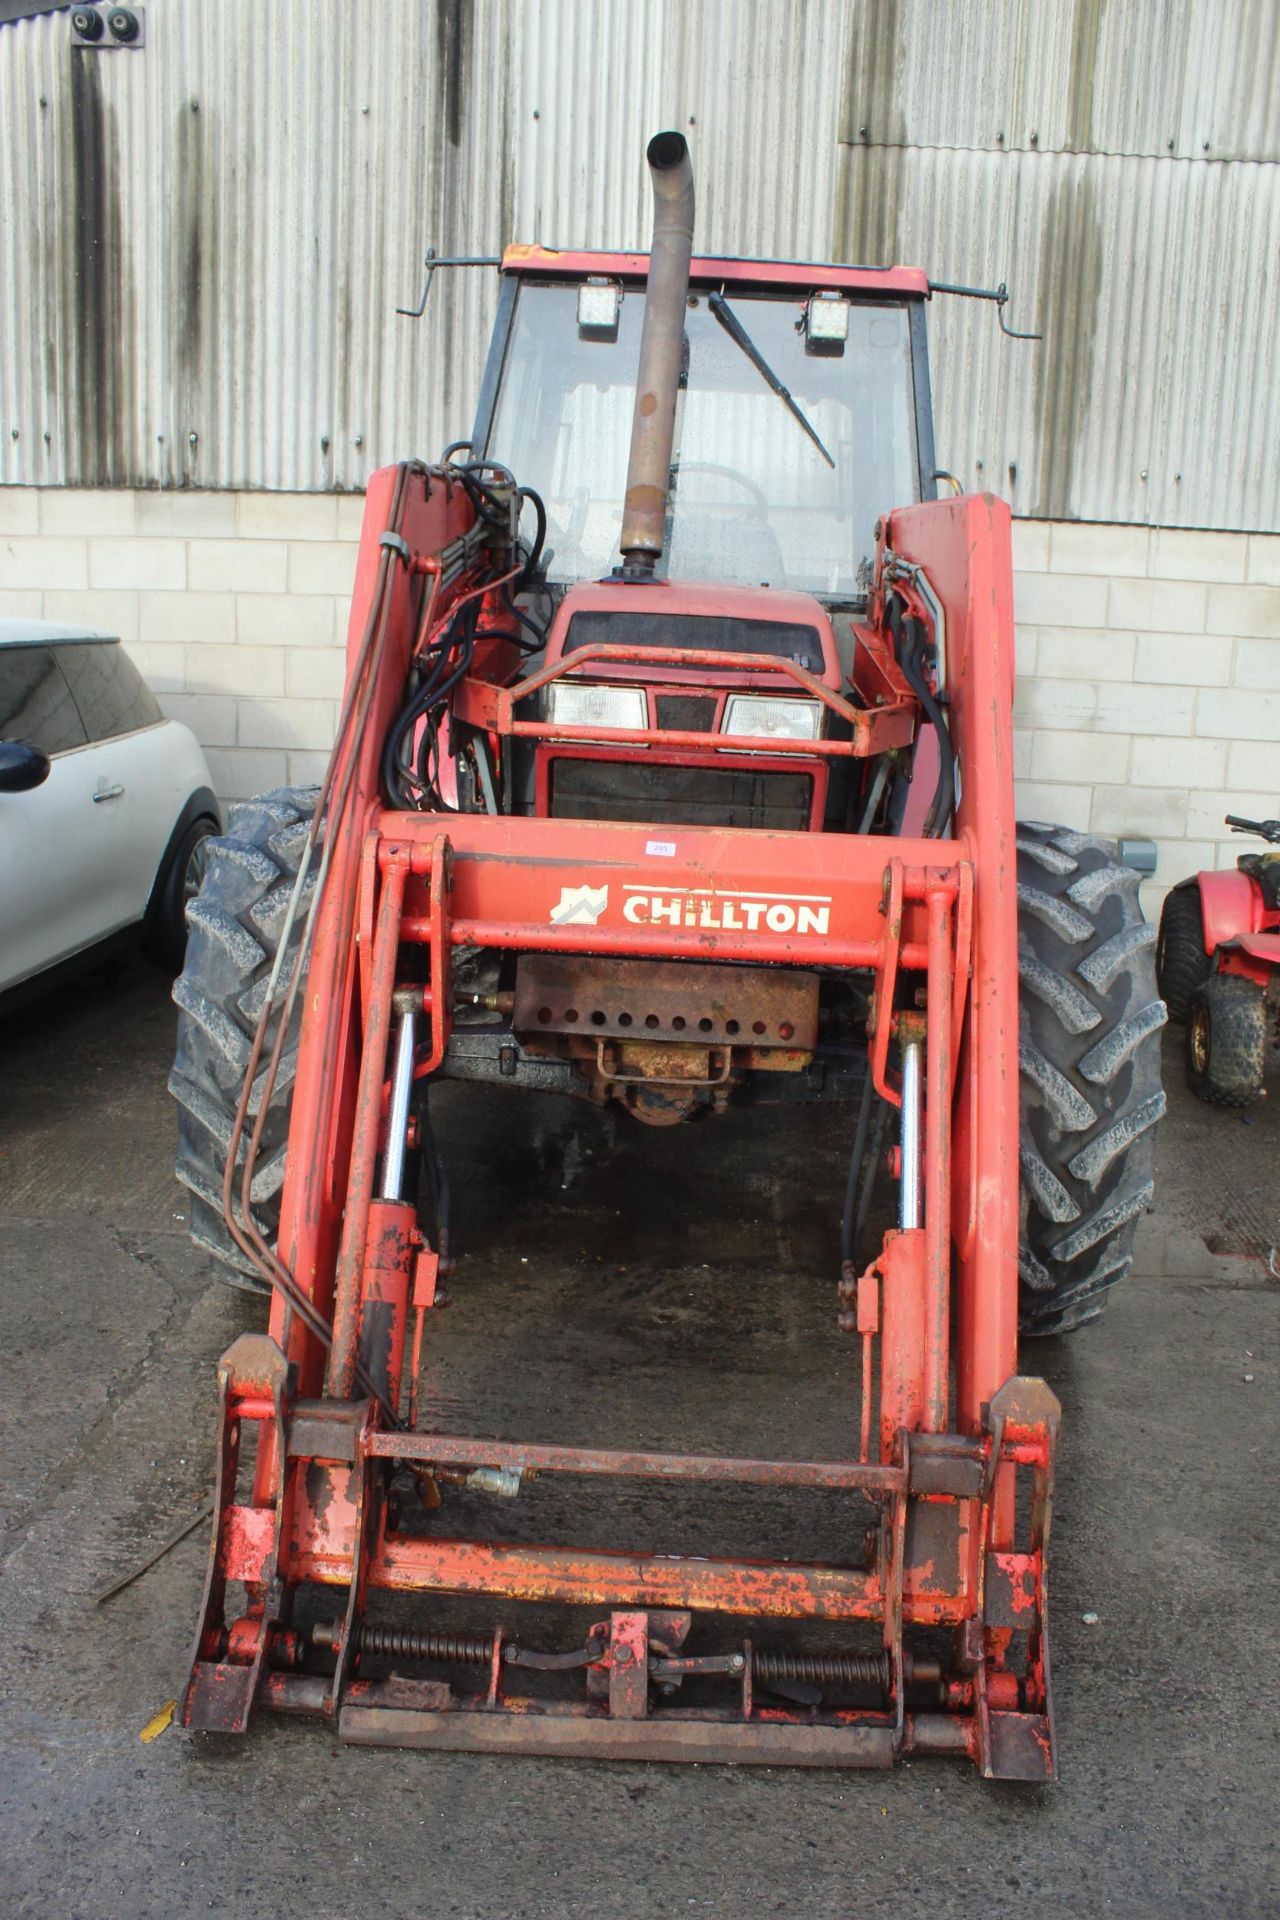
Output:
549,880,832,936
550,883,610,926
623,886,831,936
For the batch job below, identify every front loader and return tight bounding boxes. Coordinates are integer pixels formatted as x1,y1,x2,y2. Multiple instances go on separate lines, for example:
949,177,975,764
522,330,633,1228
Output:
170,134,1165,1776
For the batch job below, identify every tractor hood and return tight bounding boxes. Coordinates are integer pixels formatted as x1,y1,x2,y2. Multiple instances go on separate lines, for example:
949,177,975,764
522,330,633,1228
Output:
543,580,842,689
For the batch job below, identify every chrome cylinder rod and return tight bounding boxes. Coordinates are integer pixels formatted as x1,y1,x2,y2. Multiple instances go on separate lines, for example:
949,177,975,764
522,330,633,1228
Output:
899,1036,923,1230
380,1008,418,1201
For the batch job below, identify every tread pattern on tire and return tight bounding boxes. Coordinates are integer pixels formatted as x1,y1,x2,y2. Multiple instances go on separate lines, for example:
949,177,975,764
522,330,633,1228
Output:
169,787,320,1291
1156,882,1211,1023
1017,824,1167,1336
1185,974,1267,1108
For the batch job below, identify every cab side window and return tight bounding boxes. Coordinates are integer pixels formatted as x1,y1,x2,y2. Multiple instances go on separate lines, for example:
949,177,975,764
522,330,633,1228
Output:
0,647,88,755
58,639,162,743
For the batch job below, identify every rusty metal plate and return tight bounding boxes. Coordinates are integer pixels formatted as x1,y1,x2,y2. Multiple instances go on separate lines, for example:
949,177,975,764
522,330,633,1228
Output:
904,1497,962,1596
339,1702,897,1768
908,1434,986,1498
607,1612,651,1720
984,1551,1040,1630
184,1661,259,1735
288,1399,364,1463
983,1711,1057,1783
513,954,819,1050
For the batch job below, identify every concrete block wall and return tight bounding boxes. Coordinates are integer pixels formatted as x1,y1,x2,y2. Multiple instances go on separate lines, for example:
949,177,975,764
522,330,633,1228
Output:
1,488,1276,910
1009,520,1279,905
0,487,365,805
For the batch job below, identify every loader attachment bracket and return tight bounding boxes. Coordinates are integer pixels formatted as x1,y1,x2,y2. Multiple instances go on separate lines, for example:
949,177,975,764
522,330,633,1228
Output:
181,1334,294,1735
180,1322,1058,1779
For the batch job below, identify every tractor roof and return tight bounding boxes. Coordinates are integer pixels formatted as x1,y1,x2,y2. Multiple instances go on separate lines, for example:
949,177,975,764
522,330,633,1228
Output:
501,245,929,300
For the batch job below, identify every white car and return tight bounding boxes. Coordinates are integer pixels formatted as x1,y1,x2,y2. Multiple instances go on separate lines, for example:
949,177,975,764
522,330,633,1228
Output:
0,621,220,992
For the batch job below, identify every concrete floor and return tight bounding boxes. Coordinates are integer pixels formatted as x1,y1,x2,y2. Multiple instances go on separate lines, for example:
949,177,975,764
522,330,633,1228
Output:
1,962,1277,1919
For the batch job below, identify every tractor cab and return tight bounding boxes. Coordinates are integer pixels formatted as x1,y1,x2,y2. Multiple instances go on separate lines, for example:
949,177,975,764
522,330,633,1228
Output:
472,243,938,835
476,248,935,600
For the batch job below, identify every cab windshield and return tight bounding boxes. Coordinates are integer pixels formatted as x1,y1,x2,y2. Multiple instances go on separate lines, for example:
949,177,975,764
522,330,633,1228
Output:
485,279,921,599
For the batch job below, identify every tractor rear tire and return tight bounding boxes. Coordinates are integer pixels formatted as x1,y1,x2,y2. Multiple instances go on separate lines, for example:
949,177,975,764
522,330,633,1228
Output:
1185,974,1267,1108
1016,824,1167,1337
169,786,320,1292
1155,882,1210,1022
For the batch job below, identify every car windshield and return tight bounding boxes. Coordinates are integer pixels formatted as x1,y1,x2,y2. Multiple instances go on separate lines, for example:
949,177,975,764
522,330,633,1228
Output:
485,280,921,598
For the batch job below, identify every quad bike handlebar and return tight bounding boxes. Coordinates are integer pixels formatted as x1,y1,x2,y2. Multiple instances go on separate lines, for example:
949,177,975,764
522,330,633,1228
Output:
1226,813,1280,843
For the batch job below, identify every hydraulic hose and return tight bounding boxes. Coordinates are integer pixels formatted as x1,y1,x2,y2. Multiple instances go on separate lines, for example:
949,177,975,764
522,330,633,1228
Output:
841,1069,876,1268
515,486,547,586
888,597,955,837
841,1068,892,1270
381,471,548,810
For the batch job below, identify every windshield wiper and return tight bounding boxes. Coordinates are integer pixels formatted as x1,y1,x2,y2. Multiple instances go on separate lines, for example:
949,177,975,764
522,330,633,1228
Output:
708,291,835,468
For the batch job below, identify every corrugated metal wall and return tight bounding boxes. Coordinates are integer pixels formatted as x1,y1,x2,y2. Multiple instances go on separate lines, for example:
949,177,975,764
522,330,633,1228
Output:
1,0,1276,529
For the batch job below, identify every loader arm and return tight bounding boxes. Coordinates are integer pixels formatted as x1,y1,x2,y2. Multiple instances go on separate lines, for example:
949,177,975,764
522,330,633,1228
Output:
883,494,1022,1436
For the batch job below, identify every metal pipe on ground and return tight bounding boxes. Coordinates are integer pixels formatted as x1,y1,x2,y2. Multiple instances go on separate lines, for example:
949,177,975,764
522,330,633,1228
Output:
619,131,695,575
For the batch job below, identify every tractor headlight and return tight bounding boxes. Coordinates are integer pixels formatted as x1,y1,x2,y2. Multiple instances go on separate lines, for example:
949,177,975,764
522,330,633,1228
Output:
721,694,823,741
547,682,647,730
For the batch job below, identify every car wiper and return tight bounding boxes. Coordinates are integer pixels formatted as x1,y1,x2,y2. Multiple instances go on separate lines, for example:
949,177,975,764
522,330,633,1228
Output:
708,291,835,468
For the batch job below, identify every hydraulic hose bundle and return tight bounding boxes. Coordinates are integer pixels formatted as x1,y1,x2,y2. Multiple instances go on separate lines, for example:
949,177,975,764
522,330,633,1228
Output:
382,456,548,812
885,591,955,837
381,592,485,810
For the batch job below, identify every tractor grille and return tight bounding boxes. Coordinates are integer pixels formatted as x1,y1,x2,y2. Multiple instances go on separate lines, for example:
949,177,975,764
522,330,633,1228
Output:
655,693,717,732
550,759,812,830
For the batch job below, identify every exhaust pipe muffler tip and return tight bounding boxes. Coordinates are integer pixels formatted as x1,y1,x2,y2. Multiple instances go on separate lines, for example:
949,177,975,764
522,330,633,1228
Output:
618,131,696,577
646,128,690,175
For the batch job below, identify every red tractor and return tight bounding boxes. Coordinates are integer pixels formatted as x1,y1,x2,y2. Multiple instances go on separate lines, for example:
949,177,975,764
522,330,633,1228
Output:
1158,814,1280,1106
169,135,1165,1777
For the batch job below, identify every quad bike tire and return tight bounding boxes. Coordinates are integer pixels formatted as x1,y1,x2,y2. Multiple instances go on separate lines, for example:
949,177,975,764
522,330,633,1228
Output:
169,786,320,1292
1016,824,1167,1336
1155,881,1211,1023
1185,973,1267,1108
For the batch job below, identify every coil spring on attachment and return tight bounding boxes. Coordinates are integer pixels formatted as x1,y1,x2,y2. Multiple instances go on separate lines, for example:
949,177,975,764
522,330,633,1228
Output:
312,1620,925,1700
363,1625,494,1664
311,1620,493,1666
752,1648,894,1693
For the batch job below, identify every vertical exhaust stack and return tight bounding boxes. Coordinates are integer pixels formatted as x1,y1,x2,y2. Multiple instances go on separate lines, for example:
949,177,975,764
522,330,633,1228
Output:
618,132,695,578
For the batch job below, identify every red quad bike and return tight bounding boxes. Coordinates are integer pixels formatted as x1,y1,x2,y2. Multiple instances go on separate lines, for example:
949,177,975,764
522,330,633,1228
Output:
169,134,1166,1779
1158,814,1280,1106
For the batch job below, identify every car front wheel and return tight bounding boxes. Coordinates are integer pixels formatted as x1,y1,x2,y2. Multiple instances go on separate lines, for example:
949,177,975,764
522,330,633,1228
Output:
144,814,217,973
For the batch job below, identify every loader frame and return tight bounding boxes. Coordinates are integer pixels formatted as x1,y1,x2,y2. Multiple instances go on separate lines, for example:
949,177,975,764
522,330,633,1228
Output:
180,450,1059,1779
